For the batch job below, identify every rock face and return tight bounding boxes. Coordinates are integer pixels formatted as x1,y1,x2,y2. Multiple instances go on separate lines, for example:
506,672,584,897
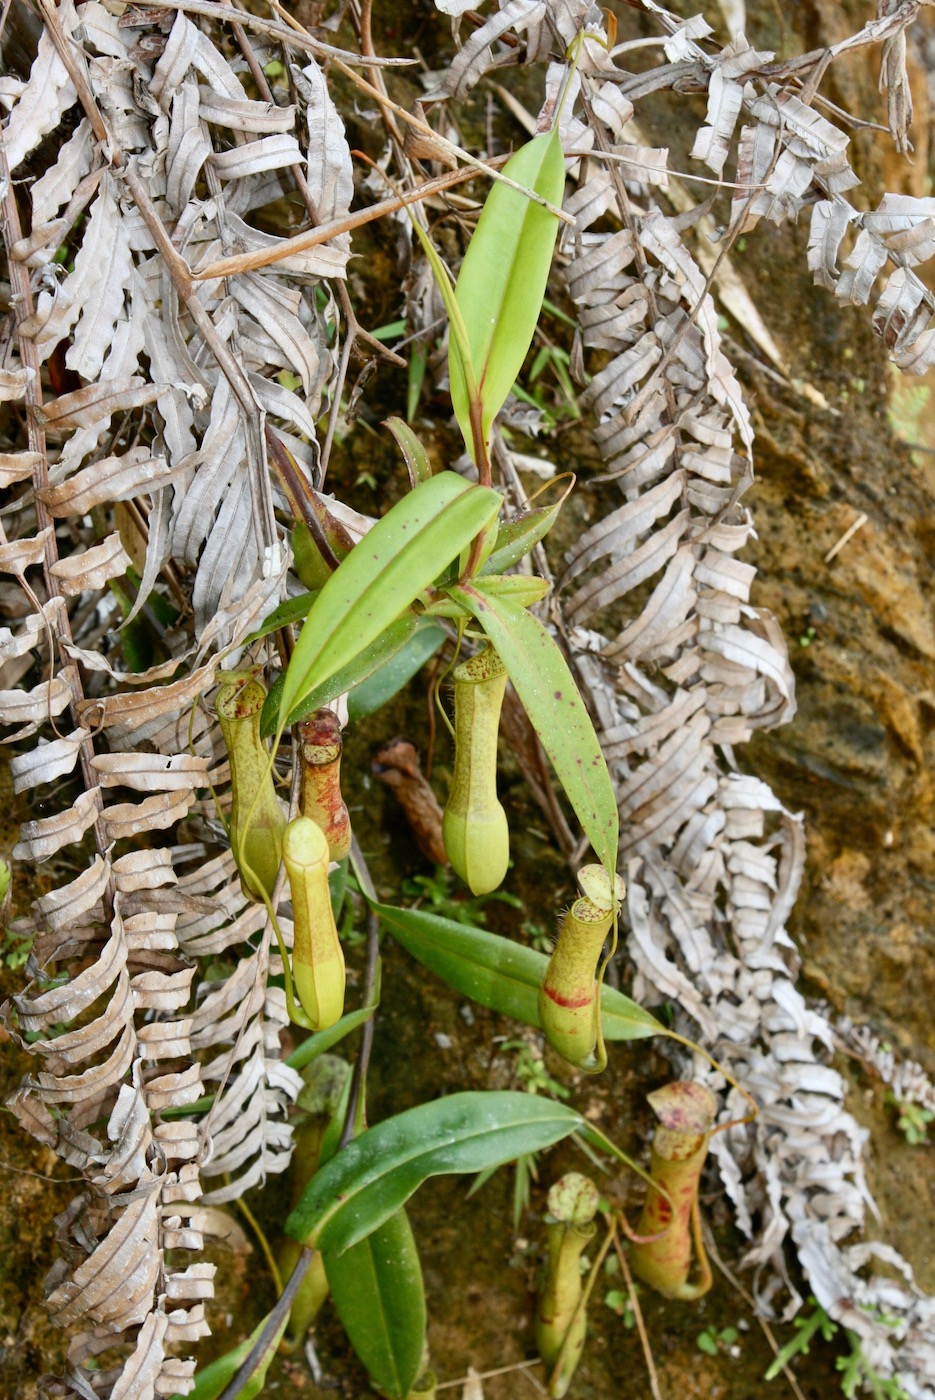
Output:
740,211,935,1074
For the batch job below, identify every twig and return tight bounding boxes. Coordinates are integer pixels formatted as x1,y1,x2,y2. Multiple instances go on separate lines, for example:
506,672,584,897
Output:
352,0,404,151
614,1225,664,1400
217,1247,312,1400
435,1359,546,1392
824,512,868,563
339,837,382,1149
702,1223,809,1400
193,162,494,281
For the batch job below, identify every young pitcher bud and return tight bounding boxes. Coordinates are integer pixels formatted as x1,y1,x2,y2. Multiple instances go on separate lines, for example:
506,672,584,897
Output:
442,646,509,895
536,1173,600,1398
298,709,351,861
282,816,345,1031
629,1081,717,1300
538,866,625,1070
216,676,286,900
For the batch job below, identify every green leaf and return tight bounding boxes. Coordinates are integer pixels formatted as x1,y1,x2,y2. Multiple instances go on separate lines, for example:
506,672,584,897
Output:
285,999,378,1072
407,340,429,424
243,590,318,648
346,618,447,722
448,582,618,874
169,1308,287,1400
481,499,565,575
450,129,565,455
325,1209,426,1400
462,574,550,608
286,960,382,1073
384,416,434,487
374,902,662,1042
262,612,430,735
407,221,480,447
287,1091,583,1253
273,472,501,737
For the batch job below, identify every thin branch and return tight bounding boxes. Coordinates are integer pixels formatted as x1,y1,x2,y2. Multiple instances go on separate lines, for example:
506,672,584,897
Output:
193,162,492,281
340,837,382,1151
702,1223,809,1400
614,1226,664,1400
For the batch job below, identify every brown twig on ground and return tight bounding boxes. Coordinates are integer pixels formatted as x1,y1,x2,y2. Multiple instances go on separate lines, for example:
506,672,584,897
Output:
614,1223,665,1400
701,1223,809,1400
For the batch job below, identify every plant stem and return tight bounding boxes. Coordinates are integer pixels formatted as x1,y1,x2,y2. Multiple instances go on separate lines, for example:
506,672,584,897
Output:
233,1185,284,1295
338,837,382,1149
217,1250,311,1400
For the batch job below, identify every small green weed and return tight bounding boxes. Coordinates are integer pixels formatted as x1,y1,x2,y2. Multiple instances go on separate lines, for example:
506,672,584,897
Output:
766,1299,909,1399
697,1325,740,1357
604,1289,635,1327
886,1092,933,1146
521,918,552,953
401,866,522,925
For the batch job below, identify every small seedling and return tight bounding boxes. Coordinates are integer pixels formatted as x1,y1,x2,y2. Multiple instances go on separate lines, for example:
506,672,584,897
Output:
471,1039,568,1227
886,1092,933,1146
697,1325,740,1357
603,1289,635,1328
522,918,553,953
2,934,32,971
503,1038,571,1101
400,866,522,925
765,1299,838,1380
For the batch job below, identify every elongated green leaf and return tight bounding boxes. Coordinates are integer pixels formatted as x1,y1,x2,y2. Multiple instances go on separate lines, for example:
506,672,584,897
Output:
262,612,428,735
481,499,565,575
375,902,662,1042
169,1309,287,1400
466,574,551,607
325,1209,426,1400
243,590,317,647
450,129,565,454
449,582,618,874
407,220,479,440
346,618,447,722
271,472,501,736
287,1091,583,1253
384,416,433,487
285,996,378,1071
